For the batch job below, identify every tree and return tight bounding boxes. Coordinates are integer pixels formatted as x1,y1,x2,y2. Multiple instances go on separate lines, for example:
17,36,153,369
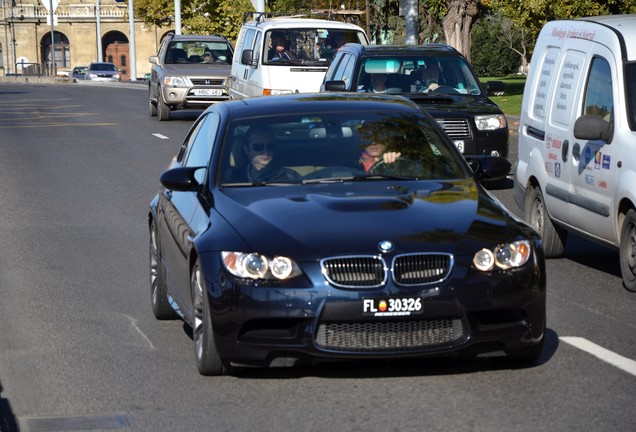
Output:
134,0,254,42
442,0,480,61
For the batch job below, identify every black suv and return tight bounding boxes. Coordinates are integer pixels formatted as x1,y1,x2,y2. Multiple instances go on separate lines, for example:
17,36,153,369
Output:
321,44,508,157
148,33,234,121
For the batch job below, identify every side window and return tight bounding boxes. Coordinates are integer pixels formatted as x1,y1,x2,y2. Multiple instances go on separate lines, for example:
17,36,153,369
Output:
181,113,221,183
550,50,585,126
253,32,263,63
532,46,560,120
583,57,613,122
243,29,256,56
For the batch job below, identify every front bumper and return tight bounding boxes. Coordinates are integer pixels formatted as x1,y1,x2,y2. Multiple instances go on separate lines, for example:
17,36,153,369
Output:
201,251,546,367
160,85,230,109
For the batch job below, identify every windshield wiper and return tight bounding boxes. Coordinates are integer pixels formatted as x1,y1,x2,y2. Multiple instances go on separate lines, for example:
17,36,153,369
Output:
302,175,418,184
221,181,299,187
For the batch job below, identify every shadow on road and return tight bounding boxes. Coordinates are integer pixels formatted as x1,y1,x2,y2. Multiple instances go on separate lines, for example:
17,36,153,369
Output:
0,382,18,432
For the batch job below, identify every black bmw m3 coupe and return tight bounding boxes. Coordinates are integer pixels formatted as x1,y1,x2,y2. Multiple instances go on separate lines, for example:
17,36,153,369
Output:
148,93,546,375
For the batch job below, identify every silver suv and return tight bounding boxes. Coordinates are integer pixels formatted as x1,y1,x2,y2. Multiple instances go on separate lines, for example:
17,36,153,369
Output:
148,33,234,121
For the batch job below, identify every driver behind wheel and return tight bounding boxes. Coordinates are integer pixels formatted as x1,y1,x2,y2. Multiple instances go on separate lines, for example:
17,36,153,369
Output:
358,141,401,172
420,62,441,92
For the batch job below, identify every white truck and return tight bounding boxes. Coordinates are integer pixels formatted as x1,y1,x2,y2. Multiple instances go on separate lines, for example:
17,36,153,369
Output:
229,12,368,99
514,15,636,291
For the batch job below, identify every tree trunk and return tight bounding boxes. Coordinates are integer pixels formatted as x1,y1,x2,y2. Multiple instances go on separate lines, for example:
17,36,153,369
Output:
442,0,479,61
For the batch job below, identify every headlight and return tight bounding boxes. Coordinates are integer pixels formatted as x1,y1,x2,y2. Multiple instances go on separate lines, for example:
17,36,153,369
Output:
475,114,507,131
113,73,121,80
163,76,189,87
472,240,531,271
221,252,302,280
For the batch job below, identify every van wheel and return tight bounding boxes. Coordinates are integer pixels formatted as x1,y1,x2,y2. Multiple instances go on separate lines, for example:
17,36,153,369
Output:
525,185,567,257
158,96,171,121
620,209,636,292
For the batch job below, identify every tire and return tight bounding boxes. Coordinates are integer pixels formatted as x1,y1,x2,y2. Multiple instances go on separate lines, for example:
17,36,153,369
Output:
620,209,636,292
524,185,567,257
191,259,227,376
149,220,177,320
148,98,157,117
158,96,170,121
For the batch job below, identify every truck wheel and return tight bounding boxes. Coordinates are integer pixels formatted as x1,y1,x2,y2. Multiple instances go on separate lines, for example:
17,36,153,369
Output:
620,209,636,292
525,185,567,257
158,97,171,121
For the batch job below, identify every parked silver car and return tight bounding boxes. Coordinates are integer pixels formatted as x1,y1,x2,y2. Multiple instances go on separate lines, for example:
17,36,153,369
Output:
86,62,121,82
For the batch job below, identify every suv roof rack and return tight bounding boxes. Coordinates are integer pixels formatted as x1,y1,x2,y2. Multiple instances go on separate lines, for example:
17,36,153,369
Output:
243,11,335,24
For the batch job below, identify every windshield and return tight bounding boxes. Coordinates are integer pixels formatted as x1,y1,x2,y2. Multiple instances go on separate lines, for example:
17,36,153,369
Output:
357,55,483,96
218,110,469,186
167,41,233,65
264,29,367,66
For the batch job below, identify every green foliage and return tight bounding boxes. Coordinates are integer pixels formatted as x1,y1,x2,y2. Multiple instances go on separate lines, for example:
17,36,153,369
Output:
134,0,253,42
471,16,519,77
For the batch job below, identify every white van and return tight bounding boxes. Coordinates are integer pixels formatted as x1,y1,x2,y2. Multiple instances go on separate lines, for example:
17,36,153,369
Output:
229,13,368,99
514,15,636,291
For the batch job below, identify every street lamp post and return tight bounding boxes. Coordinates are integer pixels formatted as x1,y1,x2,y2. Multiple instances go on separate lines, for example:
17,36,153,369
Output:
10,0,16,74
49,0,55,75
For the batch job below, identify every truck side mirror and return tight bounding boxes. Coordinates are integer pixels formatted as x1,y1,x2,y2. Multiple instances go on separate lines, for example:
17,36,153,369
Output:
574,114,614,144
241,49,254,66
485,81,505,96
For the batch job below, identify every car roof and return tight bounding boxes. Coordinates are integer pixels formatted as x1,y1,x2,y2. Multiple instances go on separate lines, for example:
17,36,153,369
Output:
213,93,426,119
339,43,463,57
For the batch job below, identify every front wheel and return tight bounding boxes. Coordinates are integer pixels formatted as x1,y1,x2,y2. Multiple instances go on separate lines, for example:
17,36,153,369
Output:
620,209,636,292
148,99,157,117
157,96,171,121
149,220,177,320
191,259,227,376
524,185,567,257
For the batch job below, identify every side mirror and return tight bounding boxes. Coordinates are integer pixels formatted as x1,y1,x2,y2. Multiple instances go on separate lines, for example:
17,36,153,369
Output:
324,80,346,92
149,56,159,65
466,155,511,182
160,166,205,192
485,80,505,96
574,114,613,144
241,49,254,66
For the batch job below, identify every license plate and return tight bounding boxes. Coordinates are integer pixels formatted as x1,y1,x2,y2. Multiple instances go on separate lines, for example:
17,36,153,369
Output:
194,89,223,96
454,140,464,153
362,296,423,317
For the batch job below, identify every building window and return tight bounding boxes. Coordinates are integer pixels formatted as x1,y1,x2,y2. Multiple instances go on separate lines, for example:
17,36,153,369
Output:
120,55,126,67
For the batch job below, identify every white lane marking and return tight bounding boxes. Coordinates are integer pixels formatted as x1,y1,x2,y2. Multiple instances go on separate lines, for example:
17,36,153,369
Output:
560,336,636,377
127,315,156,349
153,133,170,140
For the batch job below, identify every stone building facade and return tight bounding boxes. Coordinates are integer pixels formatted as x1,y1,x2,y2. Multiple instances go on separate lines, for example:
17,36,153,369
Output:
0,0,171,80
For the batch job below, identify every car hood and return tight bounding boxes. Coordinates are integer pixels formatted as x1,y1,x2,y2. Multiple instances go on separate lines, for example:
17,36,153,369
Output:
162,63,231,78
405,93,502,116
211,179,514,258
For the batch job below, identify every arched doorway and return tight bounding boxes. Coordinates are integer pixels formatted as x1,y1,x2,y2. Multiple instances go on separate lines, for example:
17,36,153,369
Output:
103,31,129,81
41,31,71,68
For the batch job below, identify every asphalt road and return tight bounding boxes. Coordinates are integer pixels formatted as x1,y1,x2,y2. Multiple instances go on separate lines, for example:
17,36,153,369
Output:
0,82,634,432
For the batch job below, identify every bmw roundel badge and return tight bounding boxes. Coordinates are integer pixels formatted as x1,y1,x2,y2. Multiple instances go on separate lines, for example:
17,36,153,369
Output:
378,241,394,253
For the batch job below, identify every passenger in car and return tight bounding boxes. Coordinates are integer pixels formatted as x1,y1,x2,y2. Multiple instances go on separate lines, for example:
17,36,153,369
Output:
230,125,301,182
